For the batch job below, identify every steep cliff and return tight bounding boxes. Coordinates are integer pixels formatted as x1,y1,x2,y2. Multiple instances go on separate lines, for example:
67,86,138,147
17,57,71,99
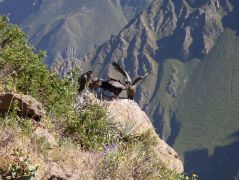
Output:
2,0,239,178
83,0,230,64
102,98,183,172
80,0,232,140
0,92,184,179
78,0,239,179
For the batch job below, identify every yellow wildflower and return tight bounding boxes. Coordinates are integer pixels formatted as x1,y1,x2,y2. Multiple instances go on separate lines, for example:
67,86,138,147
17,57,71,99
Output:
192,173,197,177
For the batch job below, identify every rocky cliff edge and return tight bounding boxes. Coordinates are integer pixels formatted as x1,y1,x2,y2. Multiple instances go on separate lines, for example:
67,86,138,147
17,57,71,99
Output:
102,98,184,173
81,92,184,173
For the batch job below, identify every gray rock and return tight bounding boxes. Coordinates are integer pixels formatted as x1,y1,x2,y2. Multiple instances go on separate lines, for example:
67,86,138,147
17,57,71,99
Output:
0,93,45,121
103,98,184,173
75,91,184,173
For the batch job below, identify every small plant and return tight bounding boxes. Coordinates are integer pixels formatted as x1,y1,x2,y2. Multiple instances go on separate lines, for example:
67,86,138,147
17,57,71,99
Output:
1,106,34,136
5,148,38,180
66,101,119,150
31,136,51,156
95,141,186,180
183,173,199,180
95,144,125,179
19,119,34,136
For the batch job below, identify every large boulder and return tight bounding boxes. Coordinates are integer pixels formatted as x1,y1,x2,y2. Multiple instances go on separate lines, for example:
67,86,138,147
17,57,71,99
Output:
103,98,184,173
75,92,184,172
0,93,45,121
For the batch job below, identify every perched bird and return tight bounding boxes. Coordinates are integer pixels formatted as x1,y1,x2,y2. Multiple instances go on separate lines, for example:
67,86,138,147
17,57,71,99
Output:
89,76,102,91
126,73,148,99
101,77,126,97
78,70,93,93
112,62,148,100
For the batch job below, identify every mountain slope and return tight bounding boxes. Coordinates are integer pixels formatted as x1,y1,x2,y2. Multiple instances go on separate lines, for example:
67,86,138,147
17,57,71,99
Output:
176,29,239,152
79,0,239,179
0,0,152,64
174,1,239,178
80,0,231,138
176,28,239,179
1,0,239,178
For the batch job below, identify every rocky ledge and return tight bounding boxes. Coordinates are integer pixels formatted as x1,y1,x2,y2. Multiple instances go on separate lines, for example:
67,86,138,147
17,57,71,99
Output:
80,92,184,173
103,98,184,173
0,92,45,121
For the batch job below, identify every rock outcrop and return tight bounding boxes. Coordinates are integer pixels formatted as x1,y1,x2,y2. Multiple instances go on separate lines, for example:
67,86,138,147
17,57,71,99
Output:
0,93,45,121
75,91,184,172
77,92,184,172
103,98,184,173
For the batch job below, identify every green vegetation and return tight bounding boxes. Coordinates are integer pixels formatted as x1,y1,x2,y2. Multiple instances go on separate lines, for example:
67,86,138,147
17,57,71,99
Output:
146,58,200,140
65,101,119,150
142,28,239,179
95,143,183,180
0,16,187,179
0,15,77,116
175,29,239,152
5,148,38,180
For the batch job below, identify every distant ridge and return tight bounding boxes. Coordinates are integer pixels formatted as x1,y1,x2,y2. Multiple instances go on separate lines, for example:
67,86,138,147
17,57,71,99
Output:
0,0,152,64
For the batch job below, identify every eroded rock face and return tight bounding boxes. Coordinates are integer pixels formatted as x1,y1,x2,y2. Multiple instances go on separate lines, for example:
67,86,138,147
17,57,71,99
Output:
0,93,45,121
77,92,184,172
83,0,231,66
79,0,232,146
102,98,184,173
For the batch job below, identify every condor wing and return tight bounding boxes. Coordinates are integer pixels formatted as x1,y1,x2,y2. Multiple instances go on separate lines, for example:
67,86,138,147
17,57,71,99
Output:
112,62,131,83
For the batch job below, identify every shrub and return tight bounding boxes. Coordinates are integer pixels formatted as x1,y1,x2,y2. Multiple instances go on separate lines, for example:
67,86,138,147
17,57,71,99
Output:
65,101,119,150
0,15,78,117
64,97,157,151
4,148,38,180
95,142,184,180
31,136,51,156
